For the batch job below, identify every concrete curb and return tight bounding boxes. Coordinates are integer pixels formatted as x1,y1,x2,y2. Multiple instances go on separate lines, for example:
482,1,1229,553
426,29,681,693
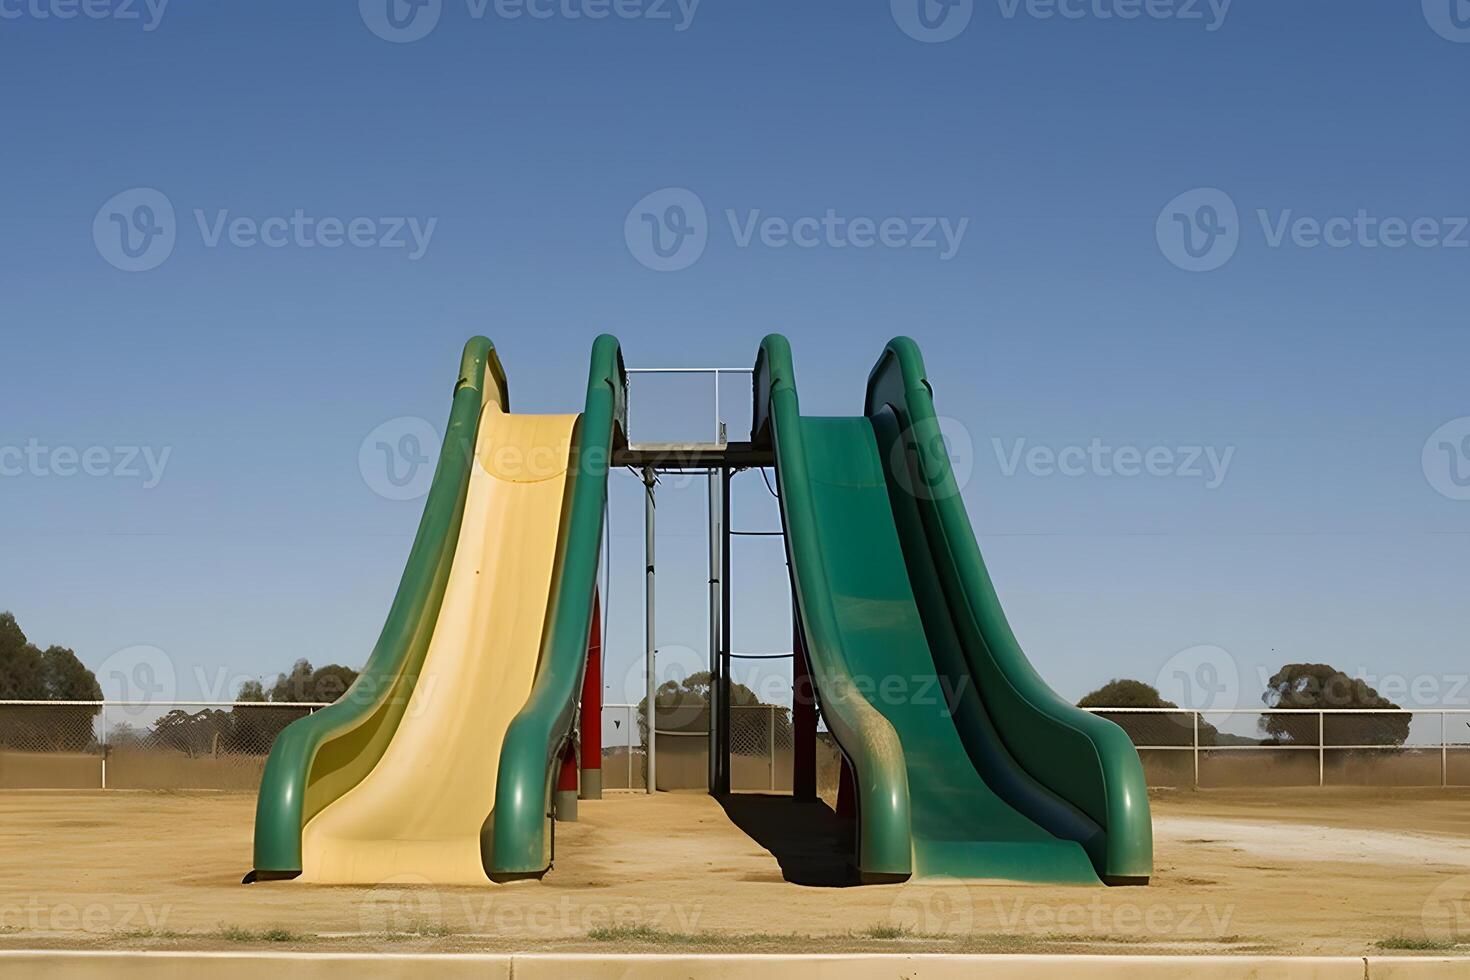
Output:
2,951,1467,979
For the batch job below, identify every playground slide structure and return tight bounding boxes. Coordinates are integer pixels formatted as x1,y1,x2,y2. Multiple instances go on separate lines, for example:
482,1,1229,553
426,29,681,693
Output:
753,335,1152,885
247,335,625,884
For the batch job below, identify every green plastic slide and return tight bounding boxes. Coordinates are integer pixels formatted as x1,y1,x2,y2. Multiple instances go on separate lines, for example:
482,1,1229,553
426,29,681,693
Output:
753,335,1152,885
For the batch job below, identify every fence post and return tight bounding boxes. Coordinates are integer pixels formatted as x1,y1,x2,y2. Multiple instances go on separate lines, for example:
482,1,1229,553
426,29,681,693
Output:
1323,714,1334,787
1443,711,1448,789
99,702,107,790
768,705,776,792
1192,711,1199,789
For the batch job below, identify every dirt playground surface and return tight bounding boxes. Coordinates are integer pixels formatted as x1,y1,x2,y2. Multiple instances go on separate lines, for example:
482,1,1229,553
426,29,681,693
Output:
2,787,1469,957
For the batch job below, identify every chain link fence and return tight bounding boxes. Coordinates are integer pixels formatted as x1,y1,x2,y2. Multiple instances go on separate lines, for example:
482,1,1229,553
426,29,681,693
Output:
0,701,320,790
1086,708,1470,788
7,702,1469,793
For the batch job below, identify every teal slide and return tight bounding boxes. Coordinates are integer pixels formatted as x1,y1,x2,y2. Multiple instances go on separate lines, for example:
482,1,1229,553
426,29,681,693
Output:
753,335,1152,885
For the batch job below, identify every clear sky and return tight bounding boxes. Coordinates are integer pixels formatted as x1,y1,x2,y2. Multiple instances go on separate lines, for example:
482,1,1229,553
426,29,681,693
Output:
1,1,1467,729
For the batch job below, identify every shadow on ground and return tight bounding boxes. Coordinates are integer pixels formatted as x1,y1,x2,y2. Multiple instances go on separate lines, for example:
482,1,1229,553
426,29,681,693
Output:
716,794,859,887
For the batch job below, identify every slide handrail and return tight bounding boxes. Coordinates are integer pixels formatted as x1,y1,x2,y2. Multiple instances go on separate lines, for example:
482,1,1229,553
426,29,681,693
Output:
753,334,914,879
483,333,626,878
865,337,1152,882
251,336,506,877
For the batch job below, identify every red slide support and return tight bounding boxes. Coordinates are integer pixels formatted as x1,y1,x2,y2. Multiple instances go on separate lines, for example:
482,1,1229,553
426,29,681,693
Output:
579,592,603,799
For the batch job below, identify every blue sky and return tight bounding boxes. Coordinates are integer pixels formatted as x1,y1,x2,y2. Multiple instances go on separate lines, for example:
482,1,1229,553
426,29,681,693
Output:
1,1,1467,726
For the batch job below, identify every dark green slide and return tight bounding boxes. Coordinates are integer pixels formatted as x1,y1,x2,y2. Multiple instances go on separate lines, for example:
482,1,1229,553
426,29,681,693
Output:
753,335,1152,885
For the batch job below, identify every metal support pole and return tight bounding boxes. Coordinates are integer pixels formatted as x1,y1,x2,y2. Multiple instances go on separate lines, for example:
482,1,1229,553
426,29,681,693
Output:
713,370,722,445
1192,711,1199,790
99,704,107,790
1443,711,1448,788
716,466,733,795
769,705,777,792
707,471,722,793
643,466,656,795
579,591,603,800
1323,714,1334,787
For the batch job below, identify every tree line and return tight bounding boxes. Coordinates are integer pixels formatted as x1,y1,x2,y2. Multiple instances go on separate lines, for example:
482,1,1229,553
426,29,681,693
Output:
1079,663,1412,747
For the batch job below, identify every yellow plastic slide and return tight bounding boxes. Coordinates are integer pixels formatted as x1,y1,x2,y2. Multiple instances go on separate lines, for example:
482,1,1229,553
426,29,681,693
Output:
299,398,578,885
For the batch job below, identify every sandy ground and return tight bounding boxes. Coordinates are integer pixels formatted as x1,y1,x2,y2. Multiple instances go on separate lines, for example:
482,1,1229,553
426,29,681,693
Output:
2,787,1469,956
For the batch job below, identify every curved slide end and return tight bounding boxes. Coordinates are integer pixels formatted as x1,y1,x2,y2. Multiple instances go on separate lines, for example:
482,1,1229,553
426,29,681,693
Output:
865,336,1153,885
247,337,505,883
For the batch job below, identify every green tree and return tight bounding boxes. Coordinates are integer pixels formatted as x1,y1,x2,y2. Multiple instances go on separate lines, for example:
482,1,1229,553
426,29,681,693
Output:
229,660,357,754
0,612,45,699
261,659,359,703
1260,663,1410,747
1078,678,1219,747
0,612,102,751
